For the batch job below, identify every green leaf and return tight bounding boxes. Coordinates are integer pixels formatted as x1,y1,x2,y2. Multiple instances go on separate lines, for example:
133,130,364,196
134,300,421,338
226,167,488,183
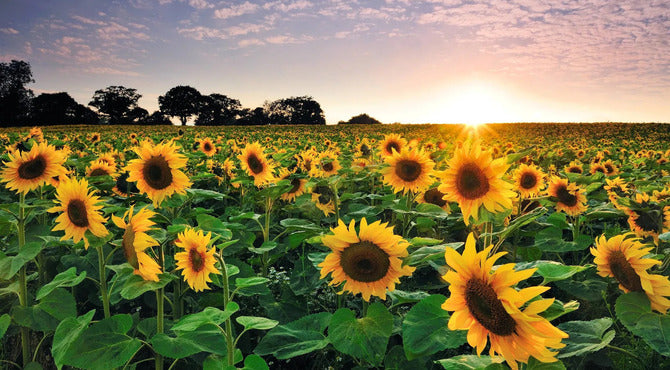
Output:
289,255,322,295
615,292,670,356
178,323,229,356
187,188,225,201
384,345,427,370
255,312,331,359
62,314,142,370
388,290,431,308
235,277,270,289
52,310,95,369
515,260,591,284
150,333,208,359
436,355,505,369
0,314,10,340
328,302,393,366
280,218,322,232
407,242,462,266
197,214,233,239
171,303,239,333
37,267,87,300
241,354,269,370
409,237,444,246
402,294,467,360
236,316,279,331
248,240,277,254
557,318,615,358
540,299,580,321
37,288,77,320
120,273,176,300
526,357,567,370
0,241,43,280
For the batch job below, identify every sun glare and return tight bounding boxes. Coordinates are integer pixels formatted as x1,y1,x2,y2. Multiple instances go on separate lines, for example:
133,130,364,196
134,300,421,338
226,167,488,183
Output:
437,81,521,126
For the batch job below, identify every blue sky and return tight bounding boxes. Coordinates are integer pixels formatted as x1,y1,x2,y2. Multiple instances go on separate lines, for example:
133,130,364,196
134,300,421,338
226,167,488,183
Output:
1,0,669,124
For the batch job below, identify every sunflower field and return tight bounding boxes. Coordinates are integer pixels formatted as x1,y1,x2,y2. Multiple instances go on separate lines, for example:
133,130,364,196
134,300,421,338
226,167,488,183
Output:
0,123,669,370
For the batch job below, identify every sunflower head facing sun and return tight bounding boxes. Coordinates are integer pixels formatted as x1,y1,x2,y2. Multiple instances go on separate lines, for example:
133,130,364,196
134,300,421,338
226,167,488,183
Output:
591,233,670,313
238,142,275,186
547,176,588,216
438,140,515,225
379,133,407,157
319,218,415,301
1,141,67,194
112,206,162,282
382,147,435,194
48,177,109,249
442,233,568,370
174,228,221,292
125,140,191,207
513,163,545,198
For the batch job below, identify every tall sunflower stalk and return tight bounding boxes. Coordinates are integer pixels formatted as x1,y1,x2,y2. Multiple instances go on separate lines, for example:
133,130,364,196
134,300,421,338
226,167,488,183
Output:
17,192,31,366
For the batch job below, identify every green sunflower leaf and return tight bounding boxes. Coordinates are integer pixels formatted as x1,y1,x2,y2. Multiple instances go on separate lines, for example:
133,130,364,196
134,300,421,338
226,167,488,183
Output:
36,267,87,300
615,292,670,356
255,312,331,360
557,318,615,358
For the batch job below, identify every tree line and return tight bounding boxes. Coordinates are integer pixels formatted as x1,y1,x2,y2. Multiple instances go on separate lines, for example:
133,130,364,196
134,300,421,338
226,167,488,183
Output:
0,60,382,127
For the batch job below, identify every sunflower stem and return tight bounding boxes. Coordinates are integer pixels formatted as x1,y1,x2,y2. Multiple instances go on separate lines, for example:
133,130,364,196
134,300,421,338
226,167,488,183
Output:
217,254,236,366
155,288,164,370
96,244,111,319
361,299,369,317
261,196,272,277
17,192,31,367
332,183,341,221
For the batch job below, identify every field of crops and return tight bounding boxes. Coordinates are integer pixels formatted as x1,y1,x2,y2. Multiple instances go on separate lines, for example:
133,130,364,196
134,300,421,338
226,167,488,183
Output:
1,122,669,370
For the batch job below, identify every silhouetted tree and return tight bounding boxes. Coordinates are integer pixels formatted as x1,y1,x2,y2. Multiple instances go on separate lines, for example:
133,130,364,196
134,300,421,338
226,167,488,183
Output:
264,96,325,125
128,107,148,124
196,93,241,126
142,111,172,125
341,113,382,125
158,85,202,125
89,86,142,124
236,107,267,125
0,60,34,126
32,92,99,125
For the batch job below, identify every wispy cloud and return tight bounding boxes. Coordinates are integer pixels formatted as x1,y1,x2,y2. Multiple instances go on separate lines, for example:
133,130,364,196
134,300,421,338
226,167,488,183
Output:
0,27,19,35
214,1,259,19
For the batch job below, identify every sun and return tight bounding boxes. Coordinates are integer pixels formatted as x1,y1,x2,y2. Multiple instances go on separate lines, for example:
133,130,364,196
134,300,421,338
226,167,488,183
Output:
435,80,526,125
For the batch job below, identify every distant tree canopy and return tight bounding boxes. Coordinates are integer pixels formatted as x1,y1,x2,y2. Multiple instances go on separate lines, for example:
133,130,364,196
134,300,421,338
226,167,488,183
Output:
142,111,172,125
159,85,202,126
89,85,141,125
196,93,242,126
236,107,267,126
264,96,325,125
32,92,98,125
0,60,34,127
340,113,382,125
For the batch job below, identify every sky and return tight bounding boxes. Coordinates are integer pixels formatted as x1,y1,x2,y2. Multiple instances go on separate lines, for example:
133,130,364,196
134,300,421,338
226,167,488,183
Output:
1,0,669,124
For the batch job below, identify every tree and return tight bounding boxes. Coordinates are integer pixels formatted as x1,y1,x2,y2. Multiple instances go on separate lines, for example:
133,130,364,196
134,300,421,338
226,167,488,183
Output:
195,93,241,126
158,85,202,125
264,96,325,125
236,107,267,125
89,86,142,124
142,111,172,125
0,60,34,126
32,92,99,125
341,113,382,125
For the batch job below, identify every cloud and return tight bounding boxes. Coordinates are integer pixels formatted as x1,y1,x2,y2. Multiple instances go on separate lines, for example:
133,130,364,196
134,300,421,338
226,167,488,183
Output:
263,1,313,12
265,35,312,44
238,38,265,47
83,66,141,76
188,0,214,10
178,22,271,40
0,27,19,35
214,1,259,19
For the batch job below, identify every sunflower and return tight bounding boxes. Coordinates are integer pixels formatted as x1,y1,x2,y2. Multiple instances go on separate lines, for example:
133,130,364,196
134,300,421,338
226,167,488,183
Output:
312,151,342,178
88,132,101,144
547,177,587,216
591,233,670,313
382,147,435,194
311,185,335,216
442,233,568,370
604,177,630,209
417,187,450,212
113,172,139,197
438,140,515,225
238,142,275,186
319,218,415,301
589,162,606,175
625,206,667,243
125,140,191,207
355,139,374,159
48,177,108,249
199,138,217,157
97,152,118,168
601,159,619,176
111,206,162,281
379,133,407,157
351,157,371,172
86,159,117,178
1,141,67,194
564,160,583,175
513,164,545,198
277,169,307,202
651,187,670,204
296,150,317,174
174,228,220,292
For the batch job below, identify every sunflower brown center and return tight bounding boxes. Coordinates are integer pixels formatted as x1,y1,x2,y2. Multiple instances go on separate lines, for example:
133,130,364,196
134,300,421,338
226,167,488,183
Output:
322,161,334,172
568,166,582,174
465,278,516,336
608,250,643,292
594,166,605,173
247,154,264,174
555,185,578,207
204,143,212,152
18,154,47,180
633,211,658,232
605,164,614,173
340,241,390,282
360,144,371,157
89,168,109,177
519,172,537,189
189,249,205,272
315,185,333,204
289,178,301,194
456,163,490,199
395,159,422,182
122,227,139,269
67,199,89,227
142,155,173,190
386,141,400,154
424,188,447,207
